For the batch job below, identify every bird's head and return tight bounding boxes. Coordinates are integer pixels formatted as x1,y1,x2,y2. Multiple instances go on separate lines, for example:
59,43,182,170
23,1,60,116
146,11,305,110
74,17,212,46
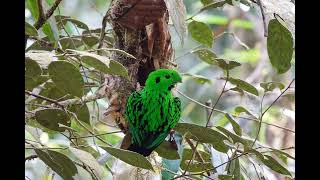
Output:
145,69,182,91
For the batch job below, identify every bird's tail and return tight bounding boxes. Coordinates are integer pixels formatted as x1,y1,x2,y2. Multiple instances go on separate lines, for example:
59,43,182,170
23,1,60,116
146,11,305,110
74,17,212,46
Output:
127,144,153,157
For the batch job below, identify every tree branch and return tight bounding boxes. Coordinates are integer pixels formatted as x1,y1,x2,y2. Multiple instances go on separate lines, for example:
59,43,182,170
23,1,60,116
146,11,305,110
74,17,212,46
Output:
256,0,268,37
34,0,63,29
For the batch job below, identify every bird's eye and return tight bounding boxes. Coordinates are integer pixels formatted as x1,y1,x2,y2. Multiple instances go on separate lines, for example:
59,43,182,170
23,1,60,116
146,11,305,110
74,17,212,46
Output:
165,75,170,79
156,77,161,83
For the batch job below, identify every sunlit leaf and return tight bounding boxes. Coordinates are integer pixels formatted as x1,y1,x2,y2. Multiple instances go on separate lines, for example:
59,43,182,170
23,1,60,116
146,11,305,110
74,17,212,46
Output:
193,48,217,65
201,1,228,11
35,108,71,132
259,155,292,176
223,77,258,96
226,158,240,180
183,73,211,84
25,22,38,36
69,147,104,177
218,174,233,180
48,61,84,97
58,18,90,31
59,37,83,49
68,104,90,125
68,50,128,77
267,18,294,74
180,148,213,172
215,58,241,70
26,0,39,19
216,126,251,146
260,82,285,92
42,17,59,43
100,146,154,171
234,106,256,117
225,113,242,136
188,20,213,48
35,149,77,180
175,123,229,153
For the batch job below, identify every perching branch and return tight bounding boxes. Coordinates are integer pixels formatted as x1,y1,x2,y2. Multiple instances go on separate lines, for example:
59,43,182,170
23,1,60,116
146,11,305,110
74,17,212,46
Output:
25,90,64,109
34,0,63,29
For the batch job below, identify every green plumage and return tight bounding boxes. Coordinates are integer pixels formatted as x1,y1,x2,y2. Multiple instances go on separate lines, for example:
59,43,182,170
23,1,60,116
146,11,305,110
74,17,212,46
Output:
125,69,182,156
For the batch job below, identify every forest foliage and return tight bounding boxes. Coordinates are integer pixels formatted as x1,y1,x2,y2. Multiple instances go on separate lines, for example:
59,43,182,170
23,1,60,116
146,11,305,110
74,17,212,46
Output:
25,0,295,179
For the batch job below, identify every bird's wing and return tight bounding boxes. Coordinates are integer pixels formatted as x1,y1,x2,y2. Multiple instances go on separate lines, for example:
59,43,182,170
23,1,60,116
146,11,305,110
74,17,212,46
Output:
125,91,145,146
145,97,181,149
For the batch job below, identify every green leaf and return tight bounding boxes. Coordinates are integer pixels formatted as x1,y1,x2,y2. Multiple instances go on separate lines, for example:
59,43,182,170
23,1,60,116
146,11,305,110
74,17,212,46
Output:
225,113,242,136
180,148,213,172
260,82,285,92
188,20,213,48
216,126,251,146
218,175,233,180
37,82,68,103
193,48,217,65
267,148,295,160
35,149,77,180
82,35,99,47
225,77,258,96
234,106,256,117
155,141,180,160
48,61,84,97
202,1,228,11
25,59,42,78
183,73,211,84
25,22,38,36
215,58,241,70
25,61,46,91
259,155,292,176
68,104,90,125
59,37,83,49
42,17,59,43
26,0,39,19
100,146,154,171
35,109,71,132
69,147,104,177
175,123,229,153
267,18,294,74
68,50,128,77
226,158,240,180
229,87,244,96
58,18,90,31
201,0,213,5
70,132,100,158
246,149,264,160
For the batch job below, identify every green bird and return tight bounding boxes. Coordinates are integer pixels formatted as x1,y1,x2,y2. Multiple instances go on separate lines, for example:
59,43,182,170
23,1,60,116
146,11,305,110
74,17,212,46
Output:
125,69,182,156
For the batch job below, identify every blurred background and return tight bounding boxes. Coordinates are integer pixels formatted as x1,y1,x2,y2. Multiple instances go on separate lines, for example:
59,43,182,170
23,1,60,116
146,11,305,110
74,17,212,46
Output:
25,0,295,179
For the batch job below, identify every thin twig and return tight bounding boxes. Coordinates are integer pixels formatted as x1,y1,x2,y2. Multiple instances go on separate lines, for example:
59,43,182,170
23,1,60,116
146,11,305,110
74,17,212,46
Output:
25,90,64,109
256,0,268,37
68,111,112,146
34,0,63,29
182,71,229,176
70,130,123,139
176,89,295,133
98,4,112,49
251,79,295,147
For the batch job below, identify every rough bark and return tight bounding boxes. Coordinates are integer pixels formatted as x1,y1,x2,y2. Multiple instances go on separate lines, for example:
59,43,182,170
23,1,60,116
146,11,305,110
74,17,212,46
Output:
102,0,175,141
